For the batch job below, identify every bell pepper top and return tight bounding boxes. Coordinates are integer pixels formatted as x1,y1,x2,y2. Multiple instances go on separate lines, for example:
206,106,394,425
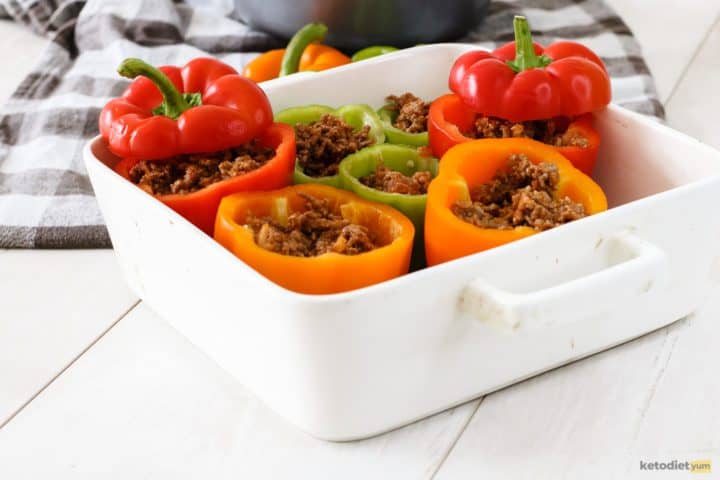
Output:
214,184,414,294
100,56,273,160
280,22,328,76
448,15,611,122
425,138,607,266
242,23,350,82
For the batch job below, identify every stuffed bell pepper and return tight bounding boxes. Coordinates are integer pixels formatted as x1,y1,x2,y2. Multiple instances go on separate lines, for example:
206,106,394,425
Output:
425,138,607,266
214,184,414,294
338,144,438,267
100,57,296,235
275,103,385,187
429,16,611,175
378,92,431,147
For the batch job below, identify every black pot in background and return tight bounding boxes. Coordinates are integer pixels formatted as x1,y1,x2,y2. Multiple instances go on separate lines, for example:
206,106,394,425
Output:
232,0,489,50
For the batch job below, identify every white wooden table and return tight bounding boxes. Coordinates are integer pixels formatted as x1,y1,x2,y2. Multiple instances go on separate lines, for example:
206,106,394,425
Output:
1,2,719,478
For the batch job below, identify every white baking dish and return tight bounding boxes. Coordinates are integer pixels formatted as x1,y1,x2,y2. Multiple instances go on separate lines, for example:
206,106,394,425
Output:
84,44,720,441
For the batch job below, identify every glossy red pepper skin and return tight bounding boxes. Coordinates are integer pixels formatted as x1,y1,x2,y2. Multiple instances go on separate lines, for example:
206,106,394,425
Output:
428,93,601,175
99,58,273,160
449,17,611,122
114,123,296,235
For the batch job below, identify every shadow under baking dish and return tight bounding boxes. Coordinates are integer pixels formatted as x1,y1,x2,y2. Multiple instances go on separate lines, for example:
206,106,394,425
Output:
85,44,720,441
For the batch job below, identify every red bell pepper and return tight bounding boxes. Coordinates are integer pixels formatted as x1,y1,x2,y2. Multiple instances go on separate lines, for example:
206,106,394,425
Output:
449,16,611,122
428,94,601,175
115,122,296,235
99,57,273,160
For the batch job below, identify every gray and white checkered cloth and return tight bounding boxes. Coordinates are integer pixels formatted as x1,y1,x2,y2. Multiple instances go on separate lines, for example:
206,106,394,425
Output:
0,0,663,248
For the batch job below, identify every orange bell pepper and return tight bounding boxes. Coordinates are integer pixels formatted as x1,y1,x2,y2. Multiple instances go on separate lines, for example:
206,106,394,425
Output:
298,43,351,72
214,184,414,294
243,44,350,82
428,93,601,175
115,122,296,236
242,49,285,83
425,138,607,266
242,22,350,82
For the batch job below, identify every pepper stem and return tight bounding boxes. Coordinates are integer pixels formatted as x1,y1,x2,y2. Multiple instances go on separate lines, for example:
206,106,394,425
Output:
507,16,552,72
117,58,193,119
279,23,328,77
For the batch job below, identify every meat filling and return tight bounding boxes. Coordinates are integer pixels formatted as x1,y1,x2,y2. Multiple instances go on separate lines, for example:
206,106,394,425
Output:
452,154,586,230
360,163,432,195
245,194,377,257
295,114,374,177
128,141,275,195
467,115,589,148
385,92,429,133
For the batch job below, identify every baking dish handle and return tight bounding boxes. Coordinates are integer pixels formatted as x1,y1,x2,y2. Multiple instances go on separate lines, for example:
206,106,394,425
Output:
461,232,669,333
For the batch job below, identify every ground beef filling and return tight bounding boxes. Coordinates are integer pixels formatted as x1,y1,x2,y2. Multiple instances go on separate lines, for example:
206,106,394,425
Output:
452,154,586,231
295,114,374,177
360,164,432,195
128,141,276,195
385,92,429,133
245,194,377,257
467,115,589,148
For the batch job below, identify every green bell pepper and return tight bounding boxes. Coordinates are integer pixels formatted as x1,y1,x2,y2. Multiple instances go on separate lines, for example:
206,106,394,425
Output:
378,104,429,147
338,144,438,268
351,46,399,62
275,104,386,187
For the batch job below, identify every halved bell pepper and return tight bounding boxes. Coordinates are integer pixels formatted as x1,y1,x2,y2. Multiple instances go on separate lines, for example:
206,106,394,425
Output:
115,122,296,235
425,138,607,266
275,104,385,187
242,23,351,82
214,183,414,294
338,144,438,267
428,93,601,175
378,104,429,147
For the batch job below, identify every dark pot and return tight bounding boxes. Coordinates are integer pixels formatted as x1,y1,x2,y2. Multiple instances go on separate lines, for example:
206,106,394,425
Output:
232,0,489,50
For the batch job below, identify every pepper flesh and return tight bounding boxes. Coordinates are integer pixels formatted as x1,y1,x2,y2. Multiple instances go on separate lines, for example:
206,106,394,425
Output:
338,144,438,268
115,122,296,235
449,16,611,122
275,104,385,186
214,183,414,294
428,93,601,175
100,57,273,160
425,138,607,266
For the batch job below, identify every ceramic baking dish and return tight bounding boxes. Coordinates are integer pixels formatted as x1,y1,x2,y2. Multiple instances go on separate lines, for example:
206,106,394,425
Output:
84,44,720,441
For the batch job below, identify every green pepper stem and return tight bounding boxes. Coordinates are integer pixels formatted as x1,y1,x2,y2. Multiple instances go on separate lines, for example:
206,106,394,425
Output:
117,58,191,119
507,16,552,72
279,22,328,77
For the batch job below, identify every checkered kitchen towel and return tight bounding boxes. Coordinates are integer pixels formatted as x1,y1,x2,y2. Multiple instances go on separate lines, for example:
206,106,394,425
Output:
0,0,663,248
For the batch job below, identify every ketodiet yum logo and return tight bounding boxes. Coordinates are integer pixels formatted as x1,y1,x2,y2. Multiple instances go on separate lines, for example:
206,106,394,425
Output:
639,459,712,474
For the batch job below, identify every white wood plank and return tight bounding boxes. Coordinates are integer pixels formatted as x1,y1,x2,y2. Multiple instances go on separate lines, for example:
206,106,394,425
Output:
0,250,137,425
665,16,720,149
606,0,720,103
0,20,47,103
0,303,479,480
434,289,720,479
